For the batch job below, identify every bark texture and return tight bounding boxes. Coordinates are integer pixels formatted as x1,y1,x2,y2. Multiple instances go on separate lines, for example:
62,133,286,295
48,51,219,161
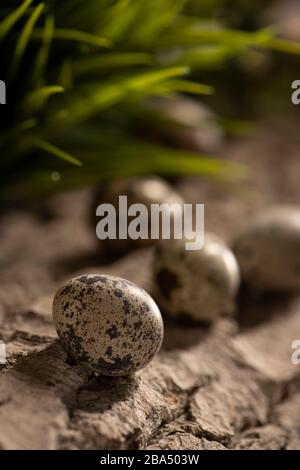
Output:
1,122,300,450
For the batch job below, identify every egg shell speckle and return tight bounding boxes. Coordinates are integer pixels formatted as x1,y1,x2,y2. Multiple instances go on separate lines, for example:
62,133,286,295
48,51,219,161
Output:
153,233,240,323
52,274,164,376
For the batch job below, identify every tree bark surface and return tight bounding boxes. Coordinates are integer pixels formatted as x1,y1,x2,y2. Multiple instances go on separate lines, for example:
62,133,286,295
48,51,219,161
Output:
1,123,300,449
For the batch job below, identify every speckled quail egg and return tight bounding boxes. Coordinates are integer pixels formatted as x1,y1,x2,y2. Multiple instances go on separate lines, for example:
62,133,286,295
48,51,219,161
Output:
52,274,164,376
153,233,240,323
92,176,184,256
232,206,300,292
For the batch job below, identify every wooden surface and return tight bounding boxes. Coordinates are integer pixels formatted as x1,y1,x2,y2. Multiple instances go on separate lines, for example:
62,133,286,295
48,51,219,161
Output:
1,121,300,450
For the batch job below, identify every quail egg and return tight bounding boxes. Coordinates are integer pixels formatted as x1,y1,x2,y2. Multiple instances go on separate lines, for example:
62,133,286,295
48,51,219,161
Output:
92,176,184,256
153,233,240,323
146,97,223,152
52,274,164,376
232,206,300,292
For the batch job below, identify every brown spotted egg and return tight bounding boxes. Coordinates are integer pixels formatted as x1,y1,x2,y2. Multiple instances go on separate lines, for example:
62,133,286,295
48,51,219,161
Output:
232,206,300,292
153,233,240,323
52,274,164,376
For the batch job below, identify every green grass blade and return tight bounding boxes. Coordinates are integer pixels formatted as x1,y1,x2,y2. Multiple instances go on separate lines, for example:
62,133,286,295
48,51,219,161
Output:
0,119,37,144
266,38,300,55
4,146,242,198
0,0,32,41
48,84,125,130
160,26,275,48
10,3,45,77
24,85,64,114
163,45,234,69
100,0,140,42
32,138,82,166
32,15,54,84
33,28,111,48
59,58,74,89
73,53,154,76
162,79,214,95
127,0,189,46
48,67,190,131
126,66,189,90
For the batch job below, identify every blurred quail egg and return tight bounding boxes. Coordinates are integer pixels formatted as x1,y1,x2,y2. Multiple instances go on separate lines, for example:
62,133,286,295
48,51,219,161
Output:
232,206,300,292
153,233,240,323
146,96,223,152
92,176,184,256
53,274,164,376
